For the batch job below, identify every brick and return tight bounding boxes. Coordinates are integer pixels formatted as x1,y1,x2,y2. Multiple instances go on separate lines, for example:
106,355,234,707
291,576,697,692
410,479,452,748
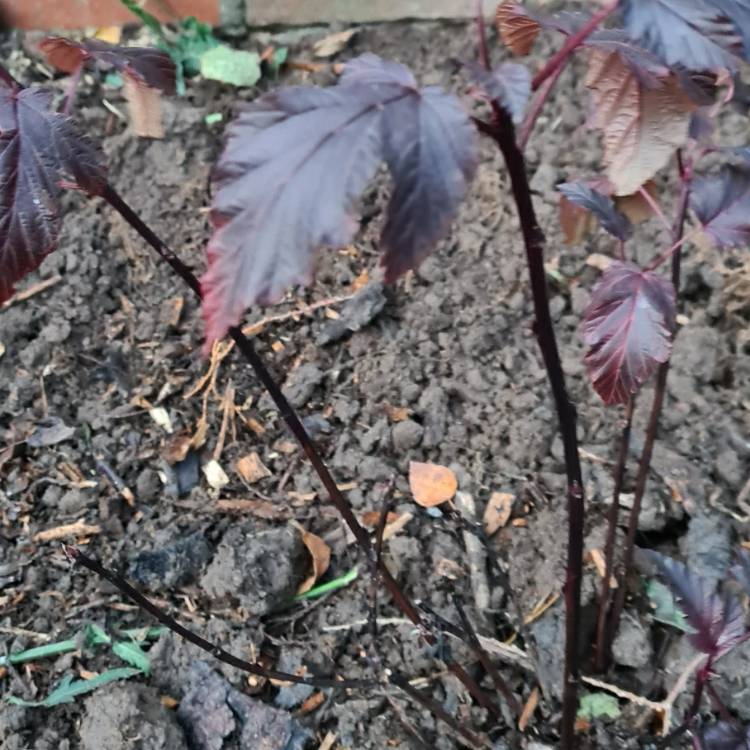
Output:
0,0,220,31
246,0,497,25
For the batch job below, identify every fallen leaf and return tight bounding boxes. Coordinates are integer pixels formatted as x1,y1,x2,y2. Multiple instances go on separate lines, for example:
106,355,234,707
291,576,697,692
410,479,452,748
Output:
585,253,613,271
293,523,331,595
236,452,271,483
34,520,102,542
361,510,399,527
560,193,597,245
149,407,173,434
409,461,458,507
162,433,192,464
586,49,694,195
519,686,540,731
202,459,229,490
27,417,75,448
615,180,657,224
483,492,514,536
313,28,358,58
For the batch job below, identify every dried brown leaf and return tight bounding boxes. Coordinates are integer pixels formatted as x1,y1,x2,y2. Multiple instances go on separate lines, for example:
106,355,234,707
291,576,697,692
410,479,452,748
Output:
496,1,541,56
409,461,458,507
483,492,515,536
313,28,358,58
293,522,331,594
236,452,271,483
615,180,658,224
586,50,694,195
123,75,164,139
560,194,597,245
162,433,192,464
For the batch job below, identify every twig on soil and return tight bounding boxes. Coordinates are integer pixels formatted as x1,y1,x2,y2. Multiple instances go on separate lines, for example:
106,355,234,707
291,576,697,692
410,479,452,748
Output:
583,651,705,737
384,693,432,750
453,593,522,718
62,544,377,690
454,492,491,630
33,520,102,543
1,275,62,309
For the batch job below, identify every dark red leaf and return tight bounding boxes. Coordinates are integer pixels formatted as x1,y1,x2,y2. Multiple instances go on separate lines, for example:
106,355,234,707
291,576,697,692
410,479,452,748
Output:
582,261,675,404
690,165,750,248
202,53,476,344
715,0,750,58
621,0,743,71
463,60,531,122
40,37,176,94
0,83,106,304
557,182,633,241
702,721,750,750
731,549,750,598
646,551,746,659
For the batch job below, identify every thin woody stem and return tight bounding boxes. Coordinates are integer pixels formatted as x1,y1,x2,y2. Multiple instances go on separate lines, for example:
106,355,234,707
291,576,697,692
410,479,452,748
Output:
607,154,691,650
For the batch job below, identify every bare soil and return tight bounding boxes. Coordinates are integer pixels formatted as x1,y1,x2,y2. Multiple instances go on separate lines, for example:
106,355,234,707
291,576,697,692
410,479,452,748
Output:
1,16,749,750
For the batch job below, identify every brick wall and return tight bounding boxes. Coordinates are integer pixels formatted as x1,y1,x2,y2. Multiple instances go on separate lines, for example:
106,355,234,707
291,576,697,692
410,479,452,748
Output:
0,0,493,30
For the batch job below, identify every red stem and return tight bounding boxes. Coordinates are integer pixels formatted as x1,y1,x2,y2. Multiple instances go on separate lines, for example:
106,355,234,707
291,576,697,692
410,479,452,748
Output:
531,1,620,91
606,159,690,651
595,396,635,672
476,108,585,750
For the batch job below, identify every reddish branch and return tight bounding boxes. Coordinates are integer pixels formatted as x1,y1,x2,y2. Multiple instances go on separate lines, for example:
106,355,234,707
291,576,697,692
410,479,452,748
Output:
474,103,586,749
606,157,691,652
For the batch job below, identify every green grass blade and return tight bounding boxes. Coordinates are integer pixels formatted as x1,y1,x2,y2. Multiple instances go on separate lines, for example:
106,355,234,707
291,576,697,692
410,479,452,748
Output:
118,0,165,38
112,640,151,674
7,667,141,707
0,639,77,668
295,566,359,601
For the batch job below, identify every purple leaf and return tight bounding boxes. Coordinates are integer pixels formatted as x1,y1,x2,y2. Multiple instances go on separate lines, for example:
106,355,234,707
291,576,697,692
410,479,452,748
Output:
702,721,750,750
646,551,746,659
40,37,176,94
582,262,675,405
731,549,750,597
463,61,531,122
0,83,107,304
202,53,477,344
557,182,633,241
621,0,743,71
690,166,750,248
715,0,750,58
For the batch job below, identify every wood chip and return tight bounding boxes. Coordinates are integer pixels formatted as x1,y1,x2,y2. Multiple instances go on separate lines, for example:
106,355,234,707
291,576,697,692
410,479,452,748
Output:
0,341,4,359
1,275,62,309
214,498,291,519
318,731,337,750
123,75,164,138
483,492,514,536
383,403,411,422
149,406,173,434
409,461,457,507
34,520,102,542
297,690,326,716
236,452,271,483
519,686,540,731
202,460,229,490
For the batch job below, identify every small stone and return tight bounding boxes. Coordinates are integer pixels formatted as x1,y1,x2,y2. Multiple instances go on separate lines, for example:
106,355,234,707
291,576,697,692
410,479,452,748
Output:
129,532,212,591
80,684,187,750
201,524,307,616
282,364,324,409
716,449,743,489
59,489,91,515
612,613,652,669
391,419,424,451
136,468,161,502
